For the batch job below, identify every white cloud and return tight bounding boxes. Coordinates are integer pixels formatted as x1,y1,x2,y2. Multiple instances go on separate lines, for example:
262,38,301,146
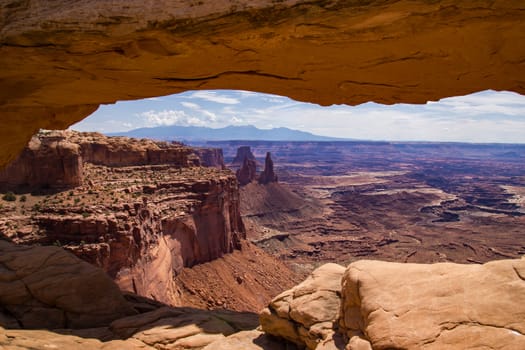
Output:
237,90,258,98
180,101,218,122
180,101,200,109
140,110,207,126
230,116,243,124
221,106,237,115
201,109,217,122
189,91,240,104
73,89,525,143
262,96,288,104
427,90,525,116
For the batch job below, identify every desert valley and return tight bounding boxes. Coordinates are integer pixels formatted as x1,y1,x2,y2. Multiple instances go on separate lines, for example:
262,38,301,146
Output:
217,141,525,272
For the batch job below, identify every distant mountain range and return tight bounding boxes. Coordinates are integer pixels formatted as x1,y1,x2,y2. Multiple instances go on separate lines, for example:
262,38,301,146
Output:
107,125,348,142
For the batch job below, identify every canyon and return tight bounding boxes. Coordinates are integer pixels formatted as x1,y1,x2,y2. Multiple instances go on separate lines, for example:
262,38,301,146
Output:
0,131,298,310
206,141,525,276
1,135,524,348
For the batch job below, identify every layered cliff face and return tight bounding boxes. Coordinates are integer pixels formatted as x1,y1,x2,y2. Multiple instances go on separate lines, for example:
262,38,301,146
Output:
0,131,83,189
0,130,204,191
193,148,226,169
30,170,245,306
71,131,200,167
0,131,246,306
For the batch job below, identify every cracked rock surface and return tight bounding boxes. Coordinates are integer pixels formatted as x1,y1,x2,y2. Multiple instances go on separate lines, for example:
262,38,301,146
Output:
340,258,525,349
260,263,345,349
261,259,525,349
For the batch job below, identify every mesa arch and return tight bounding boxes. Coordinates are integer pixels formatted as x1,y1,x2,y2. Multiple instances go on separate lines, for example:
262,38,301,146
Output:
1,0,524,168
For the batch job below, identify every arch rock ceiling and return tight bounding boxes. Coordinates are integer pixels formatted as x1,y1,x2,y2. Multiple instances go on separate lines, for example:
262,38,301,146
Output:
1,0,524,168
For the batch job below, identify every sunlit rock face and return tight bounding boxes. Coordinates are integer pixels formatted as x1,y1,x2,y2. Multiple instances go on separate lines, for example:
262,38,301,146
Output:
1,0,525,168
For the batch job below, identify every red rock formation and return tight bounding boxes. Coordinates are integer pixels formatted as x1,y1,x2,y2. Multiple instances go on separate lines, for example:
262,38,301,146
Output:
193,148,225,169
0,130,203,191
70,132,200,167
17,173,246,306
258,152,278,185
236,157,257,186
0,131,83,190
0,131,246,306
232,146,256,165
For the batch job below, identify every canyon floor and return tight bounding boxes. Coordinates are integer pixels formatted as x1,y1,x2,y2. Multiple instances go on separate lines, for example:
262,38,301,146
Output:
208,141,525,277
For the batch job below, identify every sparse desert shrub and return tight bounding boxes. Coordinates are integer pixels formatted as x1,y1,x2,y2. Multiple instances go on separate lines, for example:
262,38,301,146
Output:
82,212,90,218
74,198,81,204
19,195,27,202
2,192,16,202
69,191,74,197
32,203,41,211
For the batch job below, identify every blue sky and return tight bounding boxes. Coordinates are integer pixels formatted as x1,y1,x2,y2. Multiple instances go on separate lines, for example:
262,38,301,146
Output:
72,90,525,143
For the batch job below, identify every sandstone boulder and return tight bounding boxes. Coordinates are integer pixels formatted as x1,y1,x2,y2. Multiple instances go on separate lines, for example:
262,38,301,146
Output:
260,263,345,349
0,240,136,329
0,327,154,350
340,258,525,350
110,306,259,349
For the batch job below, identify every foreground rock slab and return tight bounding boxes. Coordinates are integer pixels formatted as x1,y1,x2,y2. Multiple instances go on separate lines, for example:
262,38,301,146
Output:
0,305,260,350
0,240,136,329
260,263,345,349
202,330,298,350
0,327,153,350
110,306,259,349
340,258,525,350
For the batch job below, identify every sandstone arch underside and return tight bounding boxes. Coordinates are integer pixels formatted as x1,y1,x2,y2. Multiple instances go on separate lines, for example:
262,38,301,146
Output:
1,0,524,168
